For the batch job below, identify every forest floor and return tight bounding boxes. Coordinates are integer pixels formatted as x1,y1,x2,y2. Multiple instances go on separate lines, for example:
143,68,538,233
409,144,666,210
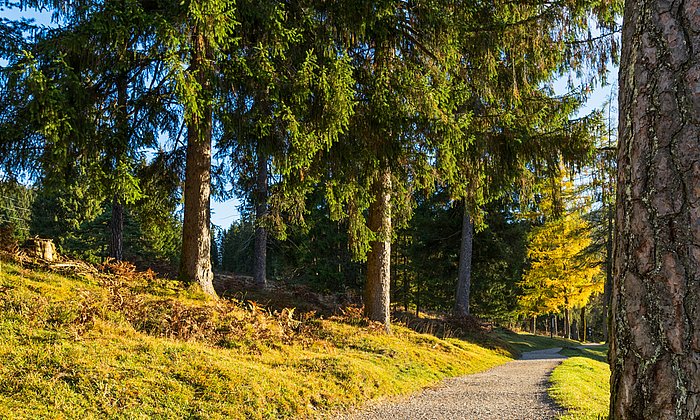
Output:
338,347,567,420
0,253,608,419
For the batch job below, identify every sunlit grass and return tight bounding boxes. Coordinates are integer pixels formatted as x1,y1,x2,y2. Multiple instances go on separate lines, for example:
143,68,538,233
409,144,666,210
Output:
550,345,610,420
0,260,519,419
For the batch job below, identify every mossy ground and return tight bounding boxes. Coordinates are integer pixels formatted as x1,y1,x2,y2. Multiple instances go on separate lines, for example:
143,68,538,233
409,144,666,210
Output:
549,345,610,420
0,259,519,419
0,258,611,419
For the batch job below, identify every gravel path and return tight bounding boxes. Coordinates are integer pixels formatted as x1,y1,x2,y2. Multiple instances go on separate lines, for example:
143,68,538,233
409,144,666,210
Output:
338,347,567,420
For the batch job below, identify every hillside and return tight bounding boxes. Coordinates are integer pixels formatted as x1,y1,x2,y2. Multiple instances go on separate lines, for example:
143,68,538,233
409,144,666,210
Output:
0,256,529,419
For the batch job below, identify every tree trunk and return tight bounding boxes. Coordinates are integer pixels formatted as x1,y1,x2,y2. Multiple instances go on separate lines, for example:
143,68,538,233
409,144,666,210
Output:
403,237,409,312
564,307,570,340
109,197,124,261
580,306,587,343
454,201,473,317
611,0,700,417
364,168,392,332
179,24,216,297
415,275,420,318
253,150,268,289
109,73,128,262
531,315,536,335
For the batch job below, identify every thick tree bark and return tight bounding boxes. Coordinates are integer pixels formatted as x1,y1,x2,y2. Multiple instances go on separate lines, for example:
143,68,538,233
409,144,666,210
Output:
454,202,473,317
364,168,392,332
179,25,216,297
610,0,700,417
580,306,587,343
253,150,268,289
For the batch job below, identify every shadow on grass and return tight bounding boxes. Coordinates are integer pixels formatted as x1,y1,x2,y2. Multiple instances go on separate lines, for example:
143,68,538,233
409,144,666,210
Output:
560,344,609,363
495,329,583,354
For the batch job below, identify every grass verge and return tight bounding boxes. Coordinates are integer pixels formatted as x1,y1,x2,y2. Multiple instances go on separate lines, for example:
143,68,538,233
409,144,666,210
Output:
549,345,610,420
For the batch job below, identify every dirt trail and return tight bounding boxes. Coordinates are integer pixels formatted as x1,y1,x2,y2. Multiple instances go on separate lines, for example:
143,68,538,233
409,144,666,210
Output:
338,347,567,420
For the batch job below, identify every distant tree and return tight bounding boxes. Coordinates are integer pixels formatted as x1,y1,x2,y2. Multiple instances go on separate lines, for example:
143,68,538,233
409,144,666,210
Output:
520,209,603,338
0,180,34,243
220,218,255,275
610,0,700,417
216,0,354,289
1,1,170,261
318,0,469,331
171,0,236,296
449,0,621,318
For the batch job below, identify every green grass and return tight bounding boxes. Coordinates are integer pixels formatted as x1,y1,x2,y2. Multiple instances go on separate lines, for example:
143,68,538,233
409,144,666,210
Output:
549,345,610,420
0,260,523,419
495,329,581,353
0,259,600,419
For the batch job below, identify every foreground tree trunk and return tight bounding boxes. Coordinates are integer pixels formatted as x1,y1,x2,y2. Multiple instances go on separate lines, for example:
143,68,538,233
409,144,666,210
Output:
580,306,586,343
364,168,392,332
610,0,700,417
253,150,268,288
454,201,473,317
179,25,216,297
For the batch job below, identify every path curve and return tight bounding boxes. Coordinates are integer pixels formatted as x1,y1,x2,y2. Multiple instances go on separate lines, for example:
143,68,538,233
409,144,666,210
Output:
339,347,567,420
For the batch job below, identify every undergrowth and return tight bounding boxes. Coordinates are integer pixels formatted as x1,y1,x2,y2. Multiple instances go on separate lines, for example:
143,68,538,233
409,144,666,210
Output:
0,256,519,419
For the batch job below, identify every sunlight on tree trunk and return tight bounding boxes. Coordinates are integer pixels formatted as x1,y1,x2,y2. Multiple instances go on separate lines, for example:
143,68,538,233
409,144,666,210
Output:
179,24,216,297
610,0,700,417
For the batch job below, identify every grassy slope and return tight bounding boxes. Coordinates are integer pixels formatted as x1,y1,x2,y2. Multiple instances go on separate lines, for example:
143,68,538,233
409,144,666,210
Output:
0,260,525,419
549,345,610,420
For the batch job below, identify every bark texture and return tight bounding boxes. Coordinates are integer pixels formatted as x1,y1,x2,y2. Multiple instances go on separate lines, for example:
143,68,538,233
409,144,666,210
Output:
109,198,124,261
179,25,216,297
253,151,268,289
454,202,473,317
364,168,392,332
611,0,700,417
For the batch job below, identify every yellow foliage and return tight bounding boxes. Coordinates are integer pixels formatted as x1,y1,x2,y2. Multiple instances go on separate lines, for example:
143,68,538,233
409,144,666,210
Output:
519,211,602,315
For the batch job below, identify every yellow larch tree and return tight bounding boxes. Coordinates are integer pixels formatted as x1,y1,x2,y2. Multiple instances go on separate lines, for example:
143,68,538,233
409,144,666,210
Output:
519,180,603,338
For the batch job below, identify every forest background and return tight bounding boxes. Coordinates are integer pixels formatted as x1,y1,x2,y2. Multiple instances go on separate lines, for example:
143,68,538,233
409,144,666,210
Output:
0,0,621,339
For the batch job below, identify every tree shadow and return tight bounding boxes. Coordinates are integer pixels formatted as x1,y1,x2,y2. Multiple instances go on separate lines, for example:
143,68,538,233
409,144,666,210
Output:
560,344,609,363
